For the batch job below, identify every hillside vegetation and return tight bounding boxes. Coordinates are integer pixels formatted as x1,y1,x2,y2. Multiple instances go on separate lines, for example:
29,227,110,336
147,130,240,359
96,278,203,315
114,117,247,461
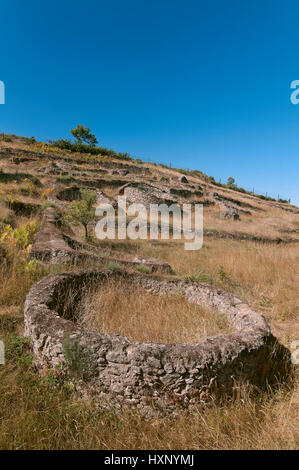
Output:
0,133,298,449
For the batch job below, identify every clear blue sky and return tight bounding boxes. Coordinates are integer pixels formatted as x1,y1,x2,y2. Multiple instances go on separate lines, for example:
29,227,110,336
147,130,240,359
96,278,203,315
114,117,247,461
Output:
1,0,299,204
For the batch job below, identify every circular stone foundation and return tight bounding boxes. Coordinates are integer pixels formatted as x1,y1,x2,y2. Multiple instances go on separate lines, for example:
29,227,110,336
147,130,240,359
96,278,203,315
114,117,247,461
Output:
24,270,290,416
77,277,235,344
56,186,83,201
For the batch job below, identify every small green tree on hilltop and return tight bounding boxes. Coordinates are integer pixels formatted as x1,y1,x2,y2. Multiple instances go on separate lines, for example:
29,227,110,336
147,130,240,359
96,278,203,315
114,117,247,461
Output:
227,176,236,188
70,124,98,147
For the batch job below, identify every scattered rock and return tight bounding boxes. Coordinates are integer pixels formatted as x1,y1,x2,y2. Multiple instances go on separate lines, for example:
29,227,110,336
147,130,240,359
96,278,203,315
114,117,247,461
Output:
118,182,177,207
220,204,240,220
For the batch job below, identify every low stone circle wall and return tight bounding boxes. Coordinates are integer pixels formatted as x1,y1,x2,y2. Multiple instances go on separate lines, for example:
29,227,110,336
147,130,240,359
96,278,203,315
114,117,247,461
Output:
24,270,290,416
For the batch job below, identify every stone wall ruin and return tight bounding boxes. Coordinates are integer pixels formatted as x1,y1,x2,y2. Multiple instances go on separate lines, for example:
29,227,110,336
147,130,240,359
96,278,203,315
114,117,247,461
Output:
24,269,290,416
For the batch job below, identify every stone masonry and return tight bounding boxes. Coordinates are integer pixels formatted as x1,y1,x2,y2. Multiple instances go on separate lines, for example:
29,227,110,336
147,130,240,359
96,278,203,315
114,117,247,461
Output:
24,269,290,416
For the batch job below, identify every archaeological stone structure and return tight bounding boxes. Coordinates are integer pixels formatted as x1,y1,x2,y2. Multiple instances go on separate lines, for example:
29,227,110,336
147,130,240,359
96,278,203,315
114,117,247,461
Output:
24,269,290,416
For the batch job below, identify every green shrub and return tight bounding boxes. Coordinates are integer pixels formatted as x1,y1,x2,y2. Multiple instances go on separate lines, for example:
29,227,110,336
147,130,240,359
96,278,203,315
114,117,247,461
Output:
136,264,151,274
47,138,132,161
64,189,96,239
107,262,123,273
216,265,232,285
42,201,55,210
184,270,213,283
0,221,39,250
23,136,36,145
70,125,98,146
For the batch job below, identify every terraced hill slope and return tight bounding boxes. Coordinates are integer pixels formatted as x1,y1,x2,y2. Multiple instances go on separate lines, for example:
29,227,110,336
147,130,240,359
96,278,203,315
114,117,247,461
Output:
0,133,298,449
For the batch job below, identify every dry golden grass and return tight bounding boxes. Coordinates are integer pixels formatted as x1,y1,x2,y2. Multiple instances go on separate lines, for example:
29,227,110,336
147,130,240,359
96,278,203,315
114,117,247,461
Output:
127,238,299,339
0,250,33,306
0,198,12,222
0,346,298,449
0,250,298,451
203,204,299,239
79,279,233,343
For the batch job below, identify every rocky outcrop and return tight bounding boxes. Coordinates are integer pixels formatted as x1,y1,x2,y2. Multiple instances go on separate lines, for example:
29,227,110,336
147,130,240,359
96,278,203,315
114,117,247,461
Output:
219,203,240,220
210,192,253,220
118,182,203,207
24,270,290,417
118,182,177,207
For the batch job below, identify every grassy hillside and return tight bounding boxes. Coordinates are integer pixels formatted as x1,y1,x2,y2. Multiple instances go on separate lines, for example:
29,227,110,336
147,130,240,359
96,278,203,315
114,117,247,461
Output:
0,133,298,449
